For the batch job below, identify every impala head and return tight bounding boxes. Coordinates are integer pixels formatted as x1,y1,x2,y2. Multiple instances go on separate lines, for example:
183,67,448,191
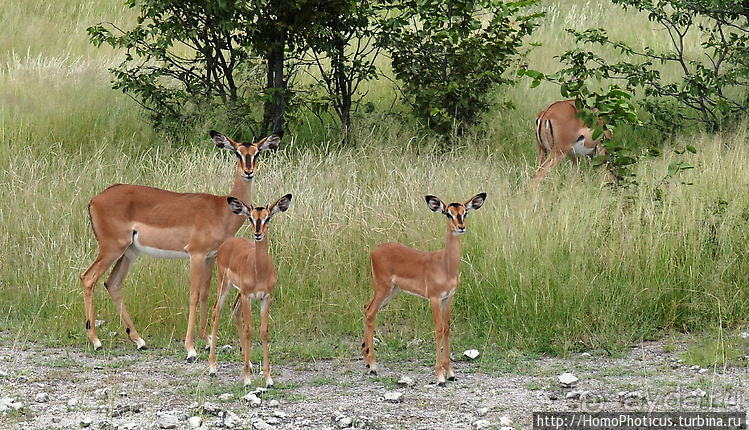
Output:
227,194,292,241
210,130,282,181
426,193,486,235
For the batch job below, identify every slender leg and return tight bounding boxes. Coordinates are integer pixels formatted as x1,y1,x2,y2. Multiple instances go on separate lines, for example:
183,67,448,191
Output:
185,253,208,362
534,150,567,187
198,256,216,345
240,294,254,387
81,249,124,350
441,297,455,382
103,250,146,349
362,283,397,376
429,298,446,386
260,296,273,388
208,271,232,376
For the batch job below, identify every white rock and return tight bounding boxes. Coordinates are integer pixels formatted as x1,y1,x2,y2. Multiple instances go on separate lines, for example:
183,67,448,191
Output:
80,417,93,428
273,410,287,418
221,344,234,353
253,418,274,430
337,416,353,428
739,332,749,339
268,399,280,408
580,352,592,358
477,407,489,416
691,388,707,398
383,391,404,403
473,419,491,429
67,397,80,408
243,393,262,407
157,413,180,429
397,376,415,387
698,368,709,374
0,397,23,411
463,349,480,359
34,392,49,403
188,416,203,429
499,416,513,426
223,410,242,428
566,390,585,400
202,401,222,416
690,365,701,371
558,372,579,387
219,393,234,401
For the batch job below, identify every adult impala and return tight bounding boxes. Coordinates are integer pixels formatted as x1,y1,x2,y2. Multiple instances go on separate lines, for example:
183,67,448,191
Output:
534,99,612,185
362,193,486,386
80,130,280,361
208,194,292,387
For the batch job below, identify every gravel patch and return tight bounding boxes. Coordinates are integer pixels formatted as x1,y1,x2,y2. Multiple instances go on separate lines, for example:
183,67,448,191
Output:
1,333,747,429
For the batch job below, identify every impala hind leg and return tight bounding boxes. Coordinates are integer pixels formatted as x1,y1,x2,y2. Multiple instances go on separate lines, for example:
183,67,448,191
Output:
103,250,146,350
362,285,398,376
533,150,567,187
80,247,128,350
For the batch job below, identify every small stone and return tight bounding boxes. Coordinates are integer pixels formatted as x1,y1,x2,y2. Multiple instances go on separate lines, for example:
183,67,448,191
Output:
558,372,578,387
499,416,513,426
253,418,274,430
566,390,585,400
463,349,480,360
383,391,404,403
397,376,415,387
219,393,234,401
473,419,491,429
273,410,287,418
201,401,222,416
34,392,49,403
223,410,242,428
243,393,262,407
156,413,179,429
188,416,203,429
80,417,93,428
268,399,280,408
580,352,591,358
477,407,489,416
690,365,701,371
94,388,110,399
698,368,709,374
221,344,234,353
337,416,353,428
67,397,80,408
691,388,707,398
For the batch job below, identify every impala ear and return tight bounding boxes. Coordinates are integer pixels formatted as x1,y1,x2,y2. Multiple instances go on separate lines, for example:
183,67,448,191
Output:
269,194,292,216
210,130,238,152
465,193,486,213
425,195,445,213
258,133,282,151
226,197,250,216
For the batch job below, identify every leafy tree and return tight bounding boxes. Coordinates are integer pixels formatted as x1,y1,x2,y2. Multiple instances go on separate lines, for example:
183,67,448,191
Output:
302,0,381,145
378,0,542,134
88,0,255,132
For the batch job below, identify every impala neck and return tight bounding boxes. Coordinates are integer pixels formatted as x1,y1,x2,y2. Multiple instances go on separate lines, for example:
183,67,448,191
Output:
254,239,272,275
443,225,462,279
228,162,252,203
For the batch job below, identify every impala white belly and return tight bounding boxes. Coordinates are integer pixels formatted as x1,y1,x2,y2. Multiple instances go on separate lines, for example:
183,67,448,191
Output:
569,136,595,158
131,231,217,259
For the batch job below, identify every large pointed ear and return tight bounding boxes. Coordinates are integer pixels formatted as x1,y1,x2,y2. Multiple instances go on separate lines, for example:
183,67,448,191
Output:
425,195,445,213
226,197,250,216
258,133,282,151
465,193,486,213
210,130,241,157
269,194,292,216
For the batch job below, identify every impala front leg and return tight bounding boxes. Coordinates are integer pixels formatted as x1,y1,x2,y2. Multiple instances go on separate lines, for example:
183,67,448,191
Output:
185,253,207,362
260,296,274,388
441,296,455,382
430,298,447,387
240,294,254,387
199,256,216,345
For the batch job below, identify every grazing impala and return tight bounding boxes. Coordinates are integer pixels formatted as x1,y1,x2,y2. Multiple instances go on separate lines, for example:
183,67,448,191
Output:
208,194,292,387
363,193,486,386
534,99,612,185
80,130,280,361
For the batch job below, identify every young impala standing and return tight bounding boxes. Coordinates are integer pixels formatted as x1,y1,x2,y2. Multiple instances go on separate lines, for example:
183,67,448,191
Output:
363,193,486,386
208,194,292,388
80,130,280,361
534,99,611,185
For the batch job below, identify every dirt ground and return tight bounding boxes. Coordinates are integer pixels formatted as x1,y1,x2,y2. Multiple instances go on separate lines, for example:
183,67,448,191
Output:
1,332,747,430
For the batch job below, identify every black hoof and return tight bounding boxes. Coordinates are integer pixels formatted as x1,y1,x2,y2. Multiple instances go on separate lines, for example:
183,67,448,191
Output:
447,376,456,382
186,356,197,363
438,382,446,387
369,370,378,377
267,384,274,389
137,345,148,351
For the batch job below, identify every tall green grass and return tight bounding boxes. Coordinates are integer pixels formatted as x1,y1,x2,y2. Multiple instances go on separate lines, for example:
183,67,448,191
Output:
1,0,747,362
